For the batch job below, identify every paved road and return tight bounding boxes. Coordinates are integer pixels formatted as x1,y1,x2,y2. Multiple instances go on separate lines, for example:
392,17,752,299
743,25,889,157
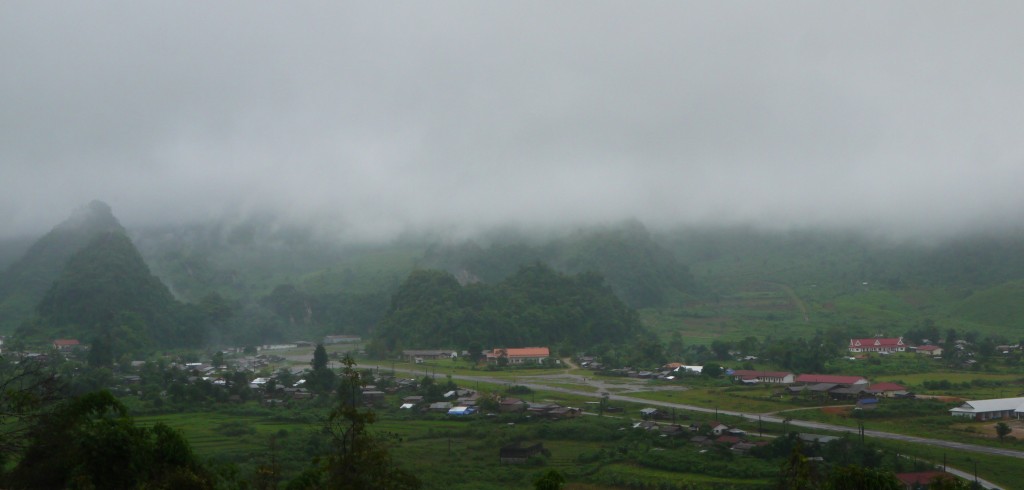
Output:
370,364,1014,488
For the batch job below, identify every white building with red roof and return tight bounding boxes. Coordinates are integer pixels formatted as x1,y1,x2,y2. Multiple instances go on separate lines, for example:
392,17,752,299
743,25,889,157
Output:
848,337,905,353
868,382,908,397
915,345,943,356
794,374,868,386
52,339,81,351
730,370,794,384
486,347,551,364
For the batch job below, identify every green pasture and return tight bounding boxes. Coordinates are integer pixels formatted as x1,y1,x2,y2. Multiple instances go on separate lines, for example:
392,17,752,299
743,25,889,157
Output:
627,386,807,414
361,359,572,380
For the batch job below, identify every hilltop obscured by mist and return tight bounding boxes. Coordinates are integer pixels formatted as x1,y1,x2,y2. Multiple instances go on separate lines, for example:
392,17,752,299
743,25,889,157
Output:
2,203,1024,358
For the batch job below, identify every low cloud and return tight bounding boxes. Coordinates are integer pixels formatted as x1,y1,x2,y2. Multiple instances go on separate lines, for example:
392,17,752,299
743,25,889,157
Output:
2,2,1022,240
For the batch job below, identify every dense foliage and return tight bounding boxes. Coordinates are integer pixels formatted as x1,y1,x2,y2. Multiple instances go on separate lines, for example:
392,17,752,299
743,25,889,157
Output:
22,231,220,356
0,201,124,331
420,220,696,308
369,264,645,356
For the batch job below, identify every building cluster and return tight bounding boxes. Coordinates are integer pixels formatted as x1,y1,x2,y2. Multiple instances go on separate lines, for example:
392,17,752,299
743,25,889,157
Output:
400,346,553,365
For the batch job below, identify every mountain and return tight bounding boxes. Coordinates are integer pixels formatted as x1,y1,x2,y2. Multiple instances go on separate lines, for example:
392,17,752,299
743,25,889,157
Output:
417,220,697,308
0,201,125,332
368,263,645,356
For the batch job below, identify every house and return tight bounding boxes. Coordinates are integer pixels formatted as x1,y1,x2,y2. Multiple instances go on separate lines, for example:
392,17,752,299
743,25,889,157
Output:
915,345,943,357
402,395,424,405
895,471,959,489
361,390,386,407
849,337,906,353
711,423,730,436
485,347,550,364
658,424,686,437
640,408,662,419
794,374,869,386
499,397,527,413
949,397,1024,421
546,407,581,419
428,402,453,413
499,443,545,464
715,435,742,445
730,370,795,384
797,433,839,444
855,398,880,410
323,335,361,344
52,339,81,351
689,435,712,446
402,349,458,362
830,386,870,400
447,406,477,416
869,382,908,397
731,442,759,454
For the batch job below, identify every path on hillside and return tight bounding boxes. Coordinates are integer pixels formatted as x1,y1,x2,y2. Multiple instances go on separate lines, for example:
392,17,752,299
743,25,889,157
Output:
771,282,810,323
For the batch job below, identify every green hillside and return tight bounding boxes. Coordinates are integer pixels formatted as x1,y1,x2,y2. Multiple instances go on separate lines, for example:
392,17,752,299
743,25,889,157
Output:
369,263,645,356
419,220,697,308
27,231,200,353
0,201,125,332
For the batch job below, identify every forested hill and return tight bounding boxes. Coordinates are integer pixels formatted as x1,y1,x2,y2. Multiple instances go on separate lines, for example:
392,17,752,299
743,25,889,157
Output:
368,263,646,357
0,201,125,331
23,231,209,355
418,220,697,308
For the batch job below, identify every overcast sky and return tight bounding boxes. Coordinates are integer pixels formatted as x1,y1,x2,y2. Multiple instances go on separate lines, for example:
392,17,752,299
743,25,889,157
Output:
2,2,1023,241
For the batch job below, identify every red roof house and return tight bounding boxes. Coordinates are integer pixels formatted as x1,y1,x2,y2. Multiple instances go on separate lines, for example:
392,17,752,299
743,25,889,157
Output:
915,345,943,356
849,337,905,353
794,374,869,385
53,339,81,351
730,370,795,384
486,347,551,364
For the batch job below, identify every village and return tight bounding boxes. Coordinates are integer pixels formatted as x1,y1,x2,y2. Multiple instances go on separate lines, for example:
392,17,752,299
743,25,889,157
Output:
6,332,1023,488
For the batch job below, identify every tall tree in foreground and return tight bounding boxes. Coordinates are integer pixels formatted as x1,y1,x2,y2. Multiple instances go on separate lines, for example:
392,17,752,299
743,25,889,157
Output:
3,390,213,489
321,355,420,490
0,357,64,460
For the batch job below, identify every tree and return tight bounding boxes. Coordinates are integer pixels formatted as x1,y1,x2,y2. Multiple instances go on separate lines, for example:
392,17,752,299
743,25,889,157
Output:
666,331,685,360
4,390,213,489
321,355,421,489
312,344,329,371
308,344,336,394
822,465,901,490
702,362,724,378
534,469,565,490
777,440,816,490
995,422,1012,442
0,357,64,458
212,351,225,368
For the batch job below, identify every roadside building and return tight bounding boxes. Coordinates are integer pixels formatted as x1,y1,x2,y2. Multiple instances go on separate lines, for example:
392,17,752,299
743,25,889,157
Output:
402,349,458,362
729,369,794,384
848,337,906,353
485,347,550,364
52,339,81,351
794,374,869,386
868,382,908,398
949,397,1024,421
323,335,361,344
915,345,943,357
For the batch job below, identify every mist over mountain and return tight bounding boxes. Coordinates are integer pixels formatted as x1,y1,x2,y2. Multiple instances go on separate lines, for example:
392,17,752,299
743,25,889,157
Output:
0,201,125,331
3,199,1024,353
3,4,1024,244
31,231,184,349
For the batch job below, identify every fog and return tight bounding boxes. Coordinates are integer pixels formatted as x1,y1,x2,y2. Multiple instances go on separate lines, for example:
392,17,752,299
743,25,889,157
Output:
2,2,1023,241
